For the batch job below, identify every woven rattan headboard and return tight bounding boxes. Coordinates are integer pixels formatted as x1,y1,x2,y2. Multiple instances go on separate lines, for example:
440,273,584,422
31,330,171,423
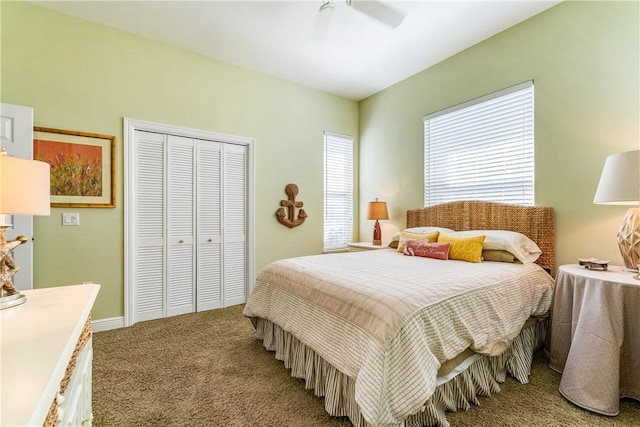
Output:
406,201,555,274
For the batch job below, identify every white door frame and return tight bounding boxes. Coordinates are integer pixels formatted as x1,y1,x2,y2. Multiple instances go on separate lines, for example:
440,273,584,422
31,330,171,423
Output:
124,118,255,327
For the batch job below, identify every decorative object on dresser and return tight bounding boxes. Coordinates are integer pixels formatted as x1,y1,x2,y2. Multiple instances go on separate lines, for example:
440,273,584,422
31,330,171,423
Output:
276,183,307,228
0,149,50,309
593,149,640,271
366,197,388,245
33,127,116,208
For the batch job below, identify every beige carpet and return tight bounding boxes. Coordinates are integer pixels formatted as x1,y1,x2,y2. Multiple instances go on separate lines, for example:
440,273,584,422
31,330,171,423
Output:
92,304,639,426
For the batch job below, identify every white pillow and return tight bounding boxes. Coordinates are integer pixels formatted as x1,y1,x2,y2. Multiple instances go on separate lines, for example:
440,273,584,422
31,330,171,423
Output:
390,226,456,243
451,230,542,264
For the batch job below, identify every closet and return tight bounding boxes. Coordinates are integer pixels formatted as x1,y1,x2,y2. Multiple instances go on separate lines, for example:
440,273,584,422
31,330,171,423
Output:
125,120,253,326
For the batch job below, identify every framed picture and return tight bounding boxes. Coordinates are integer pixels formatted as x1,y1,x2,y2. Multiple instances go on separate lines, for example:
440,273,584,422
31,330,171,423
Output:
33,127,116,208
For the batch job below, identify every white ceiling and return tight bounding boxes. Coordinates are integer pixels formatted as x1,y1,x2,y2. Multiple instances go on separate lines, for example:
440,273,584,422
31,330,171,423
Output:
31,0,562,101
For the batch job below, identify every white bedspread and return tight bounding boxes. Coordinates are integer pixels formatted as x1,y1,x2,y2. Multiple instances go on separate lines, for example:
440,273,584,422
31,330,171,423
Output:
243,250,555,427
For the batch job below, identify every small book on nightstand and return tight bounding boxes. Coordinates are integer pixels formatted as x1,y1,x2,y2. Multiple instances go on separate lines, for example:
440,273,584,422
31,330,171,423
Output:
577,257,611,271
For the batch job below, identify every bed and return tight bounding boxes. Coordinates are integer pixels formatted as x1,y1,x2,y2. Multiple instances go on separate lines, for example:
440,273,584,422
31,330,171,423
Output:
243,201,555,427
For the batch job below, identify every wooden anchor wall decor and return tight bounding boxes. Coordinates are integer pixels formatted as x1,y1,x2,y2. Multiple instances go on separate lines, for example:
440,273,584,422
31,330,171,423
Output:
276,183,307,228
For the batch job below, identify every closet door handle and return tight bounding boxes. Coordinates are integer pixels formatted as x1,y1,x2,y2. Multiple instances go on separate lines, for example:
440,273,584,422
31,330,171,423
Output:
207,238,213,242
178,240,184,244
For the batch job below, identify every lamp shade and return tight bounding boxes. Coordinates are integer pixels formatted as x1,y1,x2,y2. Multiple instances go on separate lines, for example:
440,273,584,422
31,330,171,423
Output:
0,153,51,215
593,150,640,205
367,199,389,220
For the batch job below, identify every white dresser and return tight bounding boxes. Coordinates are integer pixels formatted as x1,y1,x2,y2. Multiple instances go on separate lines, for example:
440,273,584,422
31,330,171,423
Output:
1,284,100,426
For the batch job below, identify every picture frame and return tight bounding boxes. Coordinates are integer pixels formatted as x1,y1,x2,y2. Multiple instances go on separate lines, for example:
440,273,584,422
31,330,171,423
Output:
33,127,116,208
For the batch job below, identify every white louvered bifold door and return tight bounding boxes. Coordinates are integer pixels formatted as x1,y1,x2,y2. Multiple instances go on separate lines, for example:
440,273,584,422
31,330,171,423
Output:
129,123,250,325
134,130,166,322
167,135,196,317
196,140,222,311
222,144,247,306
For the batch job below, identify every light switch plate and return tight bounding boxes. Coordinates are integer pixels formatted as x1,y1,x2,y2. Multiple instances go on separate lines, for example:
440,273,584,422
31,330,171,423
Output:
62,212,80,226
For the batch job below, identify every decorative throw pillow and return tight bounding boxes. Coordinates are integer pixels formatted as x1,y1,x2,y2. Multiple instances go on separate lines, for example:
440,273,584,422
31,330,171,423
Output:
451,230,541,263
389,226,456,244
482,249,517,263
396,231,440,253
437,234,485,263
403,240,450,260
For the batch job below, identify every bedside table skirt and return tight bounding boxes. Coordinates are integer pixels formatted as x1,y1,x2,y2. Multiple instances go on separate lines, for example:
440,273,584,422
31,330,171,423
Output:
549,265,640,416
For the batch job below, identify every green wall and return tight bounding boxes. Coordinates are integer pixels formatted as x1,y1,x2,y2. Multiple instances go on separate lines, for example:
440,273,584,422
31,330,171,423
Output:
0,1,359,320
359,0,639,270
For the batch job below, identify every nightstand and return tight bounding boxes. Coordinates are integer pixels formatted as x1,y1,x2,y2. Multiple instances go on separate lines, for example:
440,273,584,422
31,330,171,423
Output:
548,264,639,416
347,242,391,251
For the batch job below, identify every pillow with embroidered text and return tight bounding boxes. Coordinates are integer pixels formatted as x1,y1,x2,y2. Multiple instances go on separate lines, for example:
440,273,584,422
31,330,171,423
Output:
437,233,485,263
403,240,450,260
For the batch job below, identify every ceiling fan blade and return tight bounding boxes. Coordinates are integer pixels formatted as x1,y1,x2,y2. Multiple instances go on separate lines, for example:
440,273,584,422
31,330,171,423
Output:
348,0,405,28
312,1,335,43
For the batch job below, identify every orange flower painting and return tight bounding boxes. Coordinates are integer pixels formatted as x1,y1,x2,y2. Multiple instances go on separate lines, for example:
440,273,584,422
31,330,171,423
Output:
34,139,103,197
33,127,115,208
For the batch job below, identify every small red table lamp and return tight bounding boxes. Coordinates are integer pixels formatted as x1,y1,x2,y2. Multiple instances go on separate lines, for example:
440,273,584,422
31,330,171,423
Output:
367,198,389,246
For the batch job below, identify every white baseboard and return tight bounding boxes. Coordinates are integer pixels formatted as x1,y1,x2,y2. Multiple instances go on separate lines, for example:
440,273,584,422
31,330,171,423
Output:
92,316,125,332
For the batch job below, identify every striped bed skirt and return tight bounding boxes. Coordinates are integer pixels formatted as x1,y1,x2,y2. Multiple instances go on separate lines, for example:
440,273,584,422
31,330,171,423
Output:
251,317,547,427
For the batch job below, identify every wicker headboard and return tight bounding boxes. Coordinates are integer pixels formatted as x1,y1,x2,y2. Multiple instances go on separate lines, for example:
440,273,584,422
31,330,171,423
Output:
406,201,555,274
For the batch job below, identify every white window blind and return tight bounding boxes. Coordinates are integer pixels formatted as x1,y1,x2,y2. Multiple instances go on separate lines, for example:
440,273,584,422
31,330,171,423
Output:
424,81,534,206
324,131,353,251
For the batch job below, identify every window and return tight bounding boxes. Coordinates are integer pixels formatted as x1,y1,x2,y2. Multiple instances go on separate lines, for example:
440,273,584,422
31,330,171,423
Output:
424,81,534,206
324,131,353,251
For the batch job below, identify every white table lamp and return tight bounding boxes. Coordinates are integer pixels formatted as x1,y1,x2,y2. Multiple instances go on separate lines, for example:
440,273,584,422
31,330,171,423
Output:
0,149,50,309
593,150,640,271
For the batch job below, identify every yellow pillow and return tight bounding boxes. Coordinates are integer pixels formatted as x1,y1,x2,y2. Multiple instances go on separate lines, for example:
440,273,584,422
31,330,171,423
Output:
397,231,440,253
437,234,485,263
